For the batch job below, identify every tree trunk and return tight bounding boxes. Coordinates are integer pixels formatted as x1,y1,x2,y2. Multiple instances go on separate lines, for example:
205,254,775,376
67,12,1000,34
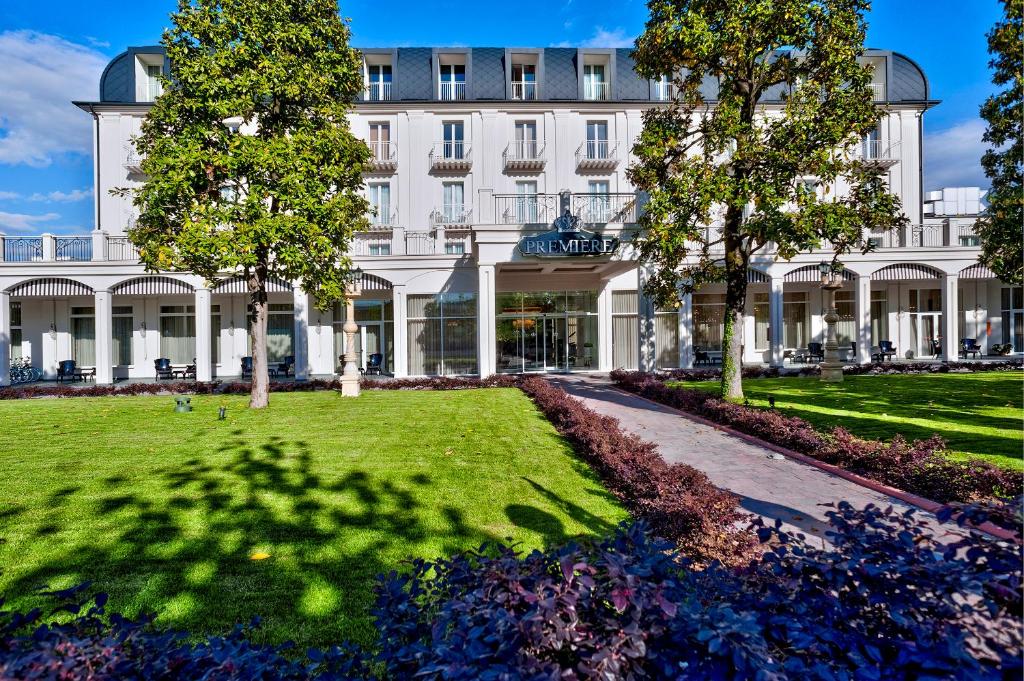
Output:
248,265,270,409
720,205,747,401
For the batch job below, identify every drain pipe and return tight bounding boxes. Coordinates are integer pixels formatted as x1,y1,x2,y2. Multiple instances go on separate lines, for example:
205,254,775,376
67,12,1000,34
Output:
87,104,101,232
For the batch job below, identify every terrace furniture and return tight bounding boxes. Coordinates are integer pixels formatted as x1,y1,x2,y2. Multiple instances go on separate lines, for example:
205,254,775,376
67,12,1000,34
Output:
806,342,824,363
960,338,982,359
873,340,897,362
240,356,253,378
694,347,710,366
930,338,942,358
277,355,295,377
989,343,1013,356
363,353,384,376
175,358,197,380
154,358,175,380
782,349,795,363
57,359,95,383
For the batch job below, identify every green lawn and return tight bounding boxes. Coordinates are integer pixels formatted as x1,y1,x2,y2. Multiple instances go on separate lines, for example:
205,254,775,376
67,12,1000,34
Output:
0,389,627,648
676,372,1023,471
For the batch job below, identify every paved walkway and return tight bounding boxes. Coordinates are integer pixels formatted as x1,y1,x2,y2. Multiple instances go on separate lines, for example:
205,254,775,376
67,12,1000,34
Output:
548,374,954,546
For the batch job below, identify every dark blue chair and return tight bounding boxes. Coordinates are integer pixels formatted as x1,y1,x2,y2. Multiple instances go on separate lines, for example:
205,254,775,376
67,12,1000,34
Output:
277,355,295,377
57,359,76,383
960,338,981,359
875,340,896,361
241,356,254,378
364,353,384,375
807,342,824,362
154,358,174,380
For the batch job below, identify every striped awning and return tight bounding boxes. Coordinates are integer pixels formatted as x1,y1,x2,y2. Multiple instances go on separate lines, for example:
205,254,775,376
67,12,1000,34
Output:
784,265,856,283
361,273,393,291
5,277,93,297
212,275,293,294
111,276,195,295
871,264,943,281
959,263,996,279
747,269,769,283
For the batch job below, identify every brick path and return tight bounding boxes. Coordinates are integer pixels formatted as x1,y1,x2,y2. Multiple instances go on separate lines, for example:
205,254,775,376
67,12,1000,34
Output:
548,374,955,546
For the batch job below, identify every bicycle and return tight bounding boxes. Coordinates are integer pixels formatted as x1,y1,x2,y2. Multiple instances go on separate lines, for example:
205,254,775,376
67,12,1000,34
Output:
9,357,42,384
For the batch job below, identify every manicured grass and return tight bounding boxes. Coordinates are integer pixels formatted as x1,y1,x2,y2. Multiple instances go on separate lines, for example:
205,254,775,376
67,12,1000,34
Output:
676,372,1023,471
0,389,627,648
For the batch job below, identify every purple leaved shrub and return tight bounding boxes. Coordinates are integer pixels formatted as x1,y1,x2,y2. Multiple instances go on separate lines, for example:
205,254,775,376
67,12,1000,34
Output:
611,370,1019,503
660,358,1024,382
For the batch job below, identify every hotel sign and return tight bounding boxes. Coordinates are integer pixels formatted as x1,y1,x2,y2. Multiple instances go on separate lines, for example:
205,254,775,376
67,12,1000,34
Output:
517,211,620,258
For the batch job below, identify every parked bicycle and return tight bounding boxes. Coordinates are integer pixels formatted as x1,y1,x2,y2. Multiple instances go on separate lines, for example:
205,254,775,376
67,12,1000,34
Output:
9,357,43,384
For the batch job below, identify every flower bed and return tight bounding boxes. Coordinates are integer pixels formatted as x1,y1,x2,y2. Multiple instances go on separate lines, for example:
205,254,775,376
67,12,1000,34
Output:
611,370,1019,503
3,501,1020,679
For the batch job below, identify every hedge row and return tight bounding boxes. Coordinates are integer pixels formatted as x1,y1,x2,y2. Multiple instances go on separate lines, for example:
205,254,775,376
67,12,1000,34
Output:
611,370,1019,503
659,357,1024,382
3,500,1020,679
517,377,754,563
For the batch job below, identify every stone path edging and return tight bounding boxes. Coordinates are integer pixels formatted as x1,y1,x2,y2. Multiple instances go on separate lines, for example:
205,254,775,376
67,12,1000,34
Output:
610,382,1018,544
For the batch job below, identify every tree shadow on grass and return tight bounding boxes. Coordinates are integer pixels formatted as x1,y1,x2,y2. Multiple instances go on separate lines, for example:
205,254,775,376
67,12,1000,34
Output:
0,433,513,649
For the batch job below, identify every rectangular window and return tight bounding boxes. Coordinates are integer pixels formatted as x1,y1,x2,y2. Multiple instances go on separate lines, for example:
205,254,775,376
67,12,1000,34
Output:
834,290,856,346
367,64,392,101
693,294,725,352
586,121,609,159
145,64,163,101
247,303,295,363
439,64,466,100
442,121,465,159
583,64,606,100
753,292,769,351
870,289,889,346
369,122,391,161
654,74,670,100
407,293,477,376
511,64,536,100
514,181,538,223
783,292,808,349
587,180,610,222
70,306,96,367
10,301,22,361
112,305,133,366
368,183,391,225
513,121,538,159
159,305,196,365
611,291,638,370
443,182,465,223
655,306,680,369
863,126,881,159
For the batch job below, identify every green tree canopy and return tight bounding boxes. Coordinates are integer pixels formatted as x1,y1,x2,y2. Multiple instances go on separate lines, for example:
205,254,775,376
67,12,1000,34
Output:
123,0,371,407
977,0,1023,286
629,0,906,399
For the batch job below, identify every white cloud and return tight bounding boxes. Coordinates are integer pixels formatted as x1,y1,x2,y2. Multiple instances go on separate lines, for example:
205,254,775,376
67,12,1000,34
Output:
29,187,92,202
0,31,108,167
923,118,989,191
552,26,636,49
0,210,60,233
0,191,19,200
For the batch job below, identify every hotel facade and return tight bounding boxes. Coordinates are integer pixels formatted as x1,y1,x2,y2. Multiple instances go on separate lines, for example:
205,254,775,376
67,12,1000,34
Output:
0,45,1019,385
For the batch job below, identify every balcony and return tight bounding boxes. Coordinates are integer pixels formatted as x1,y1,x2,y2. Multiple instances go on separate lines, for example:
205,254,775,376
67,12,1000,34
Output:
868,82,886,102
2,237,43,262
503,141,545,171
439,81,466,101
365,81,392,102
494,193,560,225
124,149,144,174
429,141,472,172
107,237,141,261
511,81,537,101
583,81,608,101
575,140,619,171
862,223,982,250
368,141,397,172
55,237,92,261
860,140,900,169
430,204,473,228
571,193,639,224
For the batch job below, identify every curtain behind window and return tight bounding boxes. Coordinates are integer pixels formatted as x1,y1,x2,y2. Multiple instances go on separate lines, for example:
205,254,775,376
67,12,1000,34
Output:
72,316,96,366
112,316,133,365
160,315,196,364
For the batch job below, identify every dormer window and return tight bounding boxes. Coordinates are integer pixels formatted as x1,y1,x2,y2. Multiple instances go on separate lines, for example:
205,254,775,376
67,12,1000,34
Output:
583,64,607,100
145,65,162,100
653,74,670,101
366,64,392,101
134,53,165,103
439,63,466,101
512,63,537,100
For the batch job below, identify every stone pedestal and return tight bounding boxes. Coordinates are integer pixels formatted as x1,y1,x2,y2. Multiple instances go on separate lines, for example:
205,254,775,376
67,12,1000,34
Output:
820,282,844,382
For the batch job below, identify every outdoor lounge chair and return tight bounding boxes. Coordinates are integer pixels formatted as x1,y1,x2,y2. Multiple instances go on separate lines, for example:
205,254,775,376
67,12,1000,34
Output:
873,340,897,362
363,353,384,376
960,338,982,359
989,343,1013,356
154,358,174,380
930,338,942,358
277,356,295,377
57,359,76,383
807,342,824,362
240,356,254,378
694,347,710,366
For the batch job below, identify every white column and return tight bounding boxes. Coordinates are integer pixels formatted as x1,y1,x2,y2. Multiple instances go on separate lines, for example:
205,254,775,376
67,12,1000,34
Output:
742,302,757,363
94,289,113,384
678,291,693,368
392,285,407,377
769,276,785,366
942,273,959,362
477,264,495,377
0,291,10,386
597,283,613,371
855,274,872,363
194,287,212,381
91,230,107,261
637,269,656,372
292,285,309,380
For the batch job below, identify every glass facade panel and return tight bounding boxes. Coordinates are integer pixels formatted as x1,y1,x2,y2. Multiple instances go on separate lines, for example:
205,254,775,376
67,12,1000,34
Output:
654,310,679,369
753,292,769,351
1001,287,1024,352
112,306,133,366
611,291,638,370
783,292,808,349
834,290,856,346
496,290,598,373
408,293,477,376
870,289,889,345
71,306,96,366
693,294,725,352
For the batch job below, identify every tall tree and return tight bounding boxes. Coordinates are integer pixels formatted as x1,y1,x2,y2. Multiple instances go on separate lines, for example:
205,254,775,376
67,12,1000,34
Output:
123,0,371,408
977,0,1023,285
630,0,906,399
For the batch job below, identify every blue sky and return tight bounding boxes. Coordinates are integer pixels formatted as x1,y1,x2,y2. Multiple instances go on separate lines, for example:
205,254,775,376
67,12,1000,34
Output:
0,0,1003,234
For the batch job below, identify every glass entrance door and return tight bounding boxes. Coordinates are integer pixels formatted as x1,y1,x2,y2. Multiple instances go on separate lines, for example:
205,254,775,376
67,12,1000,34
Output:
359,324,384,370
911,312,943,358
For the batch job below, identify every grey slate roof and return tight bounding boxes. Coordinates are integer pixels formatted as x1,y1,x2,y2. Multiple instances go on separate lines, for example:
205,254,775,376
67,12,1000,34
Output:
96,46,931,105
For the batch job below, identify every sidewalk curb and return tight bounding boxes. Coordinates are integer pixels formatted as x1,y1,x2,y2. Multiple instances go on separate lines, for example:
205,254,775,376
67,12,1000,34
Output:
596,381,1019,544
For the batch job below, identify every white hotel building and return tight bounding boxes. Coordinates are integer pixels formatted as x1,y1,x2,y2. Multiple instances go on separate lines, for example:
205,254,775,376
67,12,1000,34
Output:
0,45,1020,385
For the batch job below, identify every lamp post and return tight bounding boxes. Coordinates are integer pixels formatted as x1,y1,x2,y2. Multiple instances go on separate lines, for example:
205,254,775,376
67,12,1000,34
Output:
818,260,844,383
340,266,363,397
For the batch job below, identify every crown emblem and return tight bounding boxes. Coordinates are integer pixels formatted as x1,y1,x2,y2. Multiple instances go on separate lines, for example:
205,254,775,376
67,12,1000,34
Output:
553,210,581,233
